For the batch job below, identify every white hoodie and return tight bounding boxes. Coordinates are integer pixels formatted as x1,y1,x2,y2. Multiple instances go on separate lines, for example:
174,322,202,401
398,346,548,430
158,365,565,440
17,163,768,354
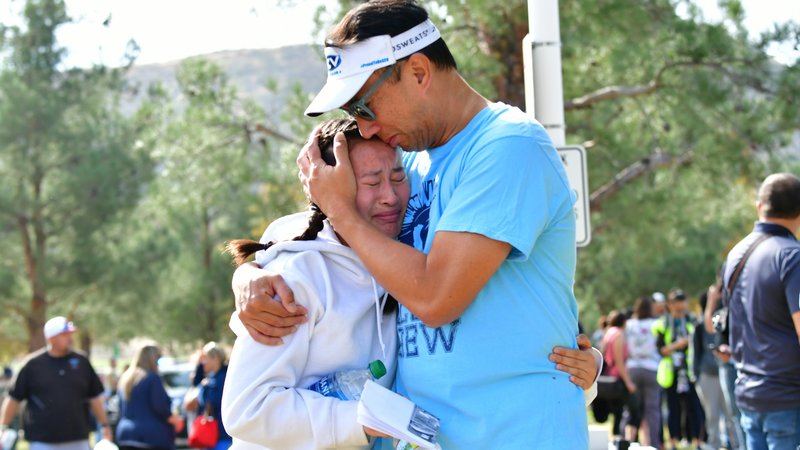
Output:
222,212,397,450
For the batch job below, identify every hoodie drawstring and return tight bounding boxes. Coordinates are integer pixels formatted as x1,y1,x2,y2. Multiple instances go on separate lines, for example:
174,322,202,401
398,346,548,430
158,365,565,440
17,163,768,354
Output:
371,278,388,360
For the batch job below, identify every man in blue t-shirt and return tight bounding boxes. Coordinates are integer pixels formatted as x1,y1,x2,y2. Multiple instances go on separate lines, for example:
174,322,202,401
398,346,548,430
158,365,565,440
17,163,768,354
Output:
231,1,600,448
722,173,800,450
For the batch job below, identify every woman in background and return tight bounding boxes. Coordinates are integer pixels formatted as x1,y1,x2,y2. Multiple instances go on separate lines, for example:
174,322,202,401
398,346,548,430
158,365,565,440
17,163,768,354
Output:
602,310,639,443
116,344,183,450
186,341,231,450
623,296,661,448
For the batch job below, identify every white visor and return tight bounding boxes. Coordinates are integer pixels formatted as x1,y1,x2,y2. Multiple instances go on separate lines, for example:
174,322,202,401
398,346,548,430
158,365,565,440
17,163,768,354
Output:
304,19,441,116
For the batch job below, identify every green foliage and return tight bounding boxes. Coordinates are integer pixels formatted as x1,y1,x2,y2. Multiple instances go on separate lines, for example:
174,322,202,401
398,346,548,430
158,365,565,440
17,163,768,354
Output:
557,0,798,322
3,0,798,352
0,0,153,352
126,57,305,344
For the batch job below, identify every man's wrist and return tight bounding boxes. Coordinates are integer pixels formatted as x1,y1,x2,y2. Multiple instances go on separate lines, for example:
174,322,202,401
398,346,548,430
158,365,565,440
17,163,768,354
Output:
325,204,360,232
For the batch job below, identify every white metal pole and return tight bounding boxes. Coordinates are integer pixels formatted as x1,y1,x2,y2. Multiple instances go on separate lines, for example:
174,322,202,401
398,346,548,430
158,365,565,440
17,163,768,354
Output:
524,0,566,146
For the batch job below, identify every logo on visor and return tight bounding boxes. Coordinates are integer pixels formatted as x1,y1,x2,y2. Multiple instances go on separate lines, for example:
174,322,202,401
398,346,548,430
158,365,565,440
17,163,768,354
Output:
327,54,342,71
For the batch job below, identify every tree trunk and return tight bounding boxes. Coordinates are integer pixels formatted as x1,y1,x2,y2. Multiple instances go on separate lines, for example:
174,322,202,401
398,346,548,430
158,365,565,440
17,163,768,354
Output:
19,215,47,352
26,294,47,352
202,207,216,341
473,8,528,109
80,330,92,359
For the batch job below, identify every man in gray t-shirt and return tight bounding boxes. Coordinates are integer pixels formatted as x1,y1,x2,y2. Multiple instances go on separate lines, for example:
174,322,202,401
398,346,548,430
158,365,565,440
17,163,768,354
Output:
723,173,800,450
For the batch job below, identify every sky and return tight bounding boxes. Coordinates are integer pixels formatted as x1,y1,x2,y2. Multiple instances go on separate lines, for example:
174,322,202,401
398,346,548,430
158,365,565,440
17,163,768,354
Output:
0,0,798,67
1,0,328,67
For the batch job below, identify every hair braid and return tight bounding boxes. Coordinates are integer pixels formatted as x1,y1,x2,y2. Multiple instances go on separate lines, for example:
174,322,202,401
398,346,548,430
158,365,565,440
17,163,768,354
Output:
225,205,326,267
292,204,327,243
225,239,276,266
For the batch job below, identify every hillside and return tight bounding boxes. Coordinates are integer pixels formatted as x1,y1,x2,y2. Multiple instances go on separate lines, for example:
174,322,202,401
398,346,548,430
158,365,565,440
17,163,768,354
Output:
124,44,326,119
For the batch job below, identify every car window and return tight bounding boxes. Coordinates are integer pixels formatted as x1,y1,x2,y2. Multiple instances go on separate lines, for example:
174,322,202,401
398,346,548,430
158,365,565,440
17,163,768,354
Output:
161,370,192,389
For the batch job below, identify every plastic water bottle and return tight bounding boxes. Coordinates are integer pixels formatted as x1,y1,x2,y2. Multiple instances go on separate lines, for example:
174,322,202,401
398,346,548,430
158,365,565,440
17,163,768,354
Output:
308,360,386,400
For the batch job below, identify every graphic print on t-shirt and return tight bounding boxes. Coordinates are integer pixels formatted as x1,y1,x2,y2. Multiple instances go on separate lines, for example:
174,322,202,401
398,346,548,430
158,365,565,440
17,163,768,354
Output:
397,307,460,359
399,179,434,248
397,178,459,358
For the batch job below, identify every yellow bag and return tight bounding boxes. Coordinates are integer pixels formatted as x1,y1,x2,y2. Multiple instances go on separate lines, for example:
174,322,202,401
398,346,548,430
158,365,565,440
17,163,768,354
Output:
657,356,674,388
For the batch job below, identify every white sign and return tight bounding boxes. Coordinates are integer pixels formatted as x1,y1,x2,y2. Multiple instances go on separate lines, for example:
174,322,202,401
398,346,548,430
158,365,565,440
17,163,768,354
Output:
557,145,591,247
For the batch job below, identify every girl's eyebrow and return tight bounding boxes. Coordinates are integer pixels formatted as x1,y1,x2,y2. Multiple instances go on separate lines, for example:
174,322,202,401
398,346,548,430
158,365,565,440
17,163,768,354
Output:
358,169,382,178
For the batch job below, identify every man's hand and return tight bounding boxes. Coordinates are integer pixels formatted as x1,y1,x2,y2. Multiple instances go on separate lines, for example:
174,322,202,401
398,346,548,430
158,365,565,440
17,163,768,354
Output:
549,334,599,390
704,283,722,334
364,426,390,438
296,125,324,199
714,344,732,363
232,262,307,345
305,132,358,226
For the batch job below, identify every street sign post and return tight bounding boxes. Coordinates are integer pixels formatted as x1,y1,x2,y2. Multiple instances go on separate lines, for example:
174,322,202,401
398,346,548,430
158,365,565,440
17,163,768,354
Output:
557,145,591,247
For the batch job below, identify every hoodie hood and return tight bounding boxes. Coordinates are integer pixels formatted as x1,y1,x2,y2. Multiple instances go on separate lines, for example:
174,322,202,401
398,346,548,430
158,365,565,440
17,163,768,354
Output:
256,212,373,287
254,211,390,359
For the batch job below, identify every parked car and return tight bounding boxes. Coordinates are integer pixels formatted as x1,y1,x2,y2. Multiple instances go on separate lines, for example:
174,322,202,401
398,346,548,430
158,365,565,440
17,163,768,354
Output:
159,360,195,448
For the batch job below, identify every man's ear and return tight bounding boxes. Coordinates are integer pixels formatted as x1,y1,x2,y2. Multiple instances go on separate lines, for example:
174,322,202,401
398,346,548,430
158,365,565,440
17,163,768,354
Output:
405,53,432,90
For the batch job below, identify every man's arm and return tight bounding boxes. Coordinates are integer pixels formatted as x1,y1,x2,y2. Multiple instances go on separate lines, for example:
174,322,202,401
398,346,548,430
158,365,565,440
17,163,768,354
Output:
338,219,508,327
783,250,800,344
89,395,112,441
704,284,722,334
0,396,19,431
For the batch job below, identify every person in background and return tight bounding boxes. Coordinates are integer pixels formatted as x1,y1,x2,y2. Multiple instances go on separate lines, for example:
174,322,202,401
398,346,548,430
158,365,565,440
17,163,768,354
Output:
602,310,639,444
704,282,745,449
651,292,667,318
0,368,11,394
622,296,662,448
191,349,206,389
0,316,113,449
186,342,231,450
721,173,800,450
0,367,18,450
653,289,704,450
98,372,121,441
592,315,608,347
692,292,737,450
115,344,184,450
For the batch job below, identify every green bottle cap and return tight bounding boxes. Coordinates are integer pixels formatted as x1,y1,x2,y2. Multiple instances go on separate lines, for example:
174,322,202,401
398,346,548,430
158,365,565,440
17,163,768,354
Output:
368,360,387,379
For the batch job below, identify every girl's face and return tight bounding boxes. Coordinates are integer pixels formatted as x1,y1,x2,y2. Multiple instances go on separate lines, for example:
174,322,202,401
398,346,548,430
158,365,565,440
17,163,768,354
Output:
349,139,410,238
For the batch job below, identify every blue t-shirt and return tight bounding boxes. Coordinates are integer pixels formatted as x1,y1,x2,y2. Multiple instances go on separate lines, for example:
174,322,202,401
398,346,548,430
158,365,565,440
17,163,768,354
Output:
724,221,800,412
391,103,587,449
